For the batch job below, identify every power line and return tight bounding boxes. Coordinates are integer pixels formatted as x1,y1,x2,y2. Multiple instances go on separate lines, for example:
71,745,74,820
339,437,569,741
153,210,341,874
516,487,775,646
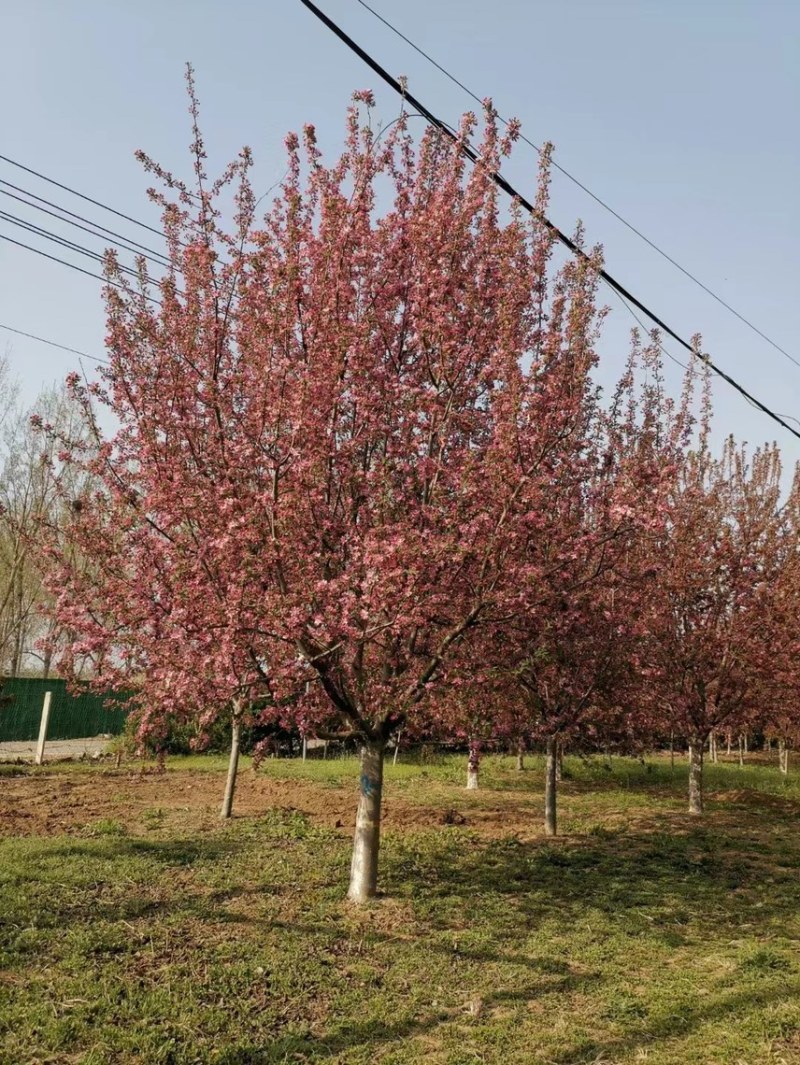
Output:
0,232,161,305
298,0,800,444
612,289,702,379
0,210,144,281
2,51,795,441
0,153,168,242
0,179,171,267
0,323,107,365
353,0,799,373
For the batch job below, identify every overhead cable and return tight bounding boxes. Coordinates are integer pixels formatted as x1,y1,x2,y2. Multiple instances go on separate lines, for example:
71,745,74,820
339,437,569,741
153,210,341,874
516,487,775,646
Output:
298,0,800,443
352,0,798,373
0,322,107,365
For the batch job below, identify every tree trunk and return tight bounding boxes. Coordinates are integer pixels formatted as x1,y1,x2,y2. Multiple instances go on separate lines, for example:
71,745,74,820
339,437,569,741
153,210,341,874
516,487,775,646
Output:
555,743,563,783
220,717,241,820
726,730,732,756
738,734,745,767
393,729,402,766
710,731,718,764
669,731,675,773
516,737,525,772
743,733,749,754
688,738,703,816
348,739,385,903
466,742,480,789
545,734,558,836
779,739,789,776
302,735,307,762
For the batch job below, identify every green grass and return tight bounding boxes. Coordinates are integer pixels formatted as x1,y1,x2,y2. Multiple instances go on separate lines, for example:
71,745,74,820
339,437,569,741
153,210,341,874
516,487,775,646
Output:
2,754,800,1063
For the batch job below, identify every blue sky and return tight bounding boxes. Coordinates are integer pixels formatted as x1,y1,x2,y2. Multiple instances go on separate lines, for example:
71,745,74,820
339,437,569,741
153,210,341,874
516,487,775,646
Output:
1,0,798,465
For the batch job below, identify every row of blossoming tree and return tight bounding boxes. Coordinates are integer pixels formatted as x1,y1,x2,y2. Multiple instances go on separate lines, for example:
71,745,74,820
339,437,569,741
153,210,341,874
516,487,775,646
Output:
32,83,800,902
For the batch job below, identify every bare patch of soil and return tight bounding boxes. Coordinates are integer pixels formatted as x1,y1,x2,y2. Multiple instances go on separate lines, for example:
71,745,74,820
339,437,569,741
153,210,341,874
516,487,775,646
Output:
0,768,546,841
712,788,800,813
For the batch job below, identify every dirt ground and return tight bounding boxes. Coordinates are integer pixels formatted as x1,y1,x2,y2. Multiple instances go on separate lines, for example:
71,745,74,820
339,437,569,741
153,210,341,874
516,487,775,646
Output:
0,765,546,841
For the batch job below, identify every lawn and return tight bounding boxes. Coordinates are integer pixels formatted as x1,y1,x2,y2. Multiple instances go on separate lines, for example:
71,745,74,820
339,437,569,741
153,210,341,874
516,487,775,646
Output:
2,753,800,1064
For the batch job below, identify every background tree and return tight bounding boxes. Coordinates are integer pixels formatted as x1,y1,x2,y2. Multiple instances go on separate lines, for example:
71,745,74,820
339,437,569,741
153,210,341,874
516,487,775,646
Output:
753,467,800,775
490,335,691,835
644,412,786,815
0,378,89,677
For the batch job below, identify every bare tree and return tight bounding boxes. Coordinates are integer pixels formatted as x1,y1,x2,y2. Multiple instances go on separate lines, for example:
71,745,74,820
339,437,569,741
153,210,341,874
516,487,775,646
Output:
0,375,89,676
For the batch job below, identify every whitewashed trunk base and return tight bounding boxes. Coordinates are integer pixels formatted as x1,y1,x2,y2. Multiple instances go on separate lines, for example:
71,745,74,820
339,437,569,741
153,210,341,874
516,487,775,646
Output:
466,743,480,790
347,740,385,903
545,734,558,836
688,740,703,816
220,718,241,820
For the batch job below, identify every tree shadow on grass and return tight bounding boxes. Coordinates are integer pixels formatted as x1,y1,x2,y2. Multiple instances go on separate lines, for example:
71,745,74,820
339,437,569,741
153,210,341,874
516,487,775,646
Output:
7,804,800,1063
205,976,799,1064
11,832,240,867
380,810,800,933
177,812,800,1063
212,977,581,1065
0,833,246,932
23,804,798,940
543,978,800,1065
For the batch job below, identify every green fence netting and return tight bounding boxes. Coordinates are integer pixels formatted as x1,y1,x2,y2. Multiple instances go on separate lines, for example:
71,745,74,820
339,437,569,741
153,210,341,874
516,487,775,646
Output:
0,677,129,742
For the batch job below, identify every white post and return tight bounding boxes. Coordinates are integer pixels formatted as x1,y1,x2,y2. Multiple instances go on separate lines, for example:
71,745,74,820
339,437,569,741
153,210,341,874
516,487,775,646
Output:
302,735,308,762
35,691,52,765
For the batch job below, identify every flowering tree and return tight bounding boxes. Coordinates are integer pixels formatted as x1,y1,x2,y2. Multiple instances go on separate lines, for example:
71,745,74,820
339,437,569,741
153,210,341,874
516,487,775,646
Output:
487,336,692,834
38,78,655,899
749,468,800,775
37,382,270,814
644,409,787,814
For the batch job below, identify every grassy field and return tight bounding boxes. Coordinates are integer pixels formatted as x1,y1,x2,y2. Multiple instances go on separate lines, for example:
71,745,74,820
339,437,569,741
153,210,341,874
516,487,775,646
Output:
2,752,800,1064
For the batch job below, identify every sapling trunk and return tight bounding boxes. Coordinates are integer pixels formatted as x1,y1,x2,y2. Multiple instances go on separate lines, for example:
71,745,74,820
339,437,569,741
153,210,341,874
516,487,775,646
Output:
669,731,675,773
688,739,703,816
348,739,385,903
726,730,732,756
779,739,789,776
545,734,558,836
466,742,480,789
220,717,242,820
555,743,563,783
710,731,718,764
516,737,525,772
738,735,745,767
302,735,307,762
